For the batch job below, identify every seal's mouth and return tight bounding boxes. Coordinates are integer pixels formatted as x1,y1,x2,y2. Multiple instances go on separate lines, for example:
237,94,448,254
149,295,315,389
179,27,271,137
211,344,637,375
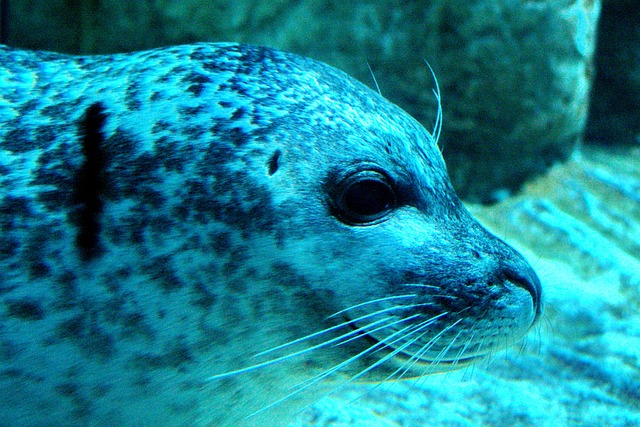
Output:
390,345,483,372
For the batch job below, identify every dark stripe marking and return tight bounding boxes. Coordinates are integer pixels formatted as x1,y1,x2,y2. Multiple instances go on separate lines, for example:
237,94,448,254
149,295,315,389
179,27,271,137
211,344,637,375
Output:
74,102,107,260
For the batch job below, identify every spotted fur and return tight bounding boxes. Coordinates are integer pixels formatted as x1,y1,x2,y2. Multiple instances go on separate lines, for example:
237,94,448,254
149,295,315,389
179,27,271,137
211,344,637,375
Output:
0,43,541,426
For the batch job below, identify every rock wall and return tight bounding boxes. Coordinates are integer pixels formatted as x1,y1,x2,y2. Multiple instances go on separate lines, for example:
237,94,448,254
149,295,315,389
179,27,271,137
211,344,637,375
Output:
2,0,604,201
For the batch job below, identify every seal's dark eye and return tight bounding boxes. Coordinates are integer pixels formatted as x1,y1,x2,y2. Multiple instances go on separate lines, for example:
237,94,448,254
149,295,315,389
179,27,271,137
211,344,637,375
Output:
333,170,396,225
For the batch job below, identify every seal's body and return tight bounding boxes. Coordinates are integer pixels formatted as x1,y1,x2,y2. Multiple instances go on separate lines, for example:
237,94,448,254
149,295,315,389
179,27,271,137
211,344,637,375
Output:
0,43,541,426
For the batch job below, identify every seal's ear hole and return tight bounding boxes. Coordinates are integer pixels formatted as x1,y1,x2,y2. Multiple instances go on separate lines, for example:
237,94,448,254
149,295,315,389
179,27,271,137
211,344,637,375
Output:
267,150,281,176
333,170,396,225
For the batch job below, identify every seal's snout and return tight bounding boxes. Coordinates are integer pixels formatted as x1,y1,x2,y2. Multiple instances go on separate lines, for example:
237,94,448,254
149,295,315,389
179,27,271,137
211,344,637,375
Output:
502,262,543,324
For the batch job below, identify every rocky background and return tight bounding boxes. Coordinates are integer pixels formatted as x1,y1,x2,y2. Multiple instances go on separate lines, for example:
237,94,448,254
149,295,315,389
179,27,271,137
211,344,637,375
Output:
1,0,618,202
1,1,639,426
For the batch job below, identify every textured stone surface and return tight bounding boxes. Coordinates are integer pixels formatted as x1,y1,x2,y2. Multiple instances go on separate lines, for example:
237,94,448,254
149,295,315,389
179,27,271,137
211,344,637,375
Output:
3,0,601,200
430,0,600,202
585,0,640,145
289,145,640,426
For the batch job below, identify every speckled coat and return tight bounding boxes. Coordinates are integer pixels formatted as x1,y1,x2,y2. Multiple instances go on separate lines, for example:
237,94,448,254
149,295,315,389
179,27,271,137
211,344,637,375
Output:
0,43,541,426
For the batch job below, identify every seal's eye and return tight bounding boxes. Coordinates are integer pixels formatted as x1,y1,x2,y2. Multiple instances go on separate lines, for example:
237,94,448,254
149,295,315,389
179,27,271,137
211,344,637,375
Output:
333,170,396,225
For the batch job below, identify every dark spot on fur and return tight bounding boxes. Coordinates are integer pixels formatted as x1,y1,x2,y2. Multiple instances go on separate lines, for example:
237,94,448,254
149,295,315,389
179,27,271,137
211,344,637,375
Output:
6,299,45,320
179,105,205,116
270,262,311,289
147,255,184,292
1,368,25,379
151,120,171,134
55,381,92,419
148,215,176,235
226,279,247,294
107,214,145,245
56,382,78,397
124,81,142,111
0,195,33,218
182,124,207,138
0,235,18,258
230,107,246,120
34,125,57,146
91,383,112,399
223,247,249,277
29,259,51,278
155,135,193,173
166,338,194,369
192,283,218,310
119,311,155,341
17,99,40,117
184,72,212,96
174,178,218,223
98,130,167,239
56,312,115,359
132,336,194,370
267,150,281,175
40,103,67,118
212,231,232,255
2,127,34,153
135,185,165,209
24,226,53,279
211,123,250,146
37,189,71,210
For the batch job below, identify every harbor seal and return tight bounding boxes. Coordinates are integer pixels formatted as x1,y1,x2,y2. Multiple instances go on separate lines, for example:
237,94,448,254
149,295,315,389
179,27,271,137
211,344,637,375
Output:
0,42,542,426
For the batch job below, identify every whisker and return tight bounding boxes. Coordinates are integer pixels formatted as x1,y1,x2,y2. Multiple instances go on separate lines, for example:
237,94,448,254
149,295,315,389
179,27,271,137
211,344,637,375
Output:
398,318,464,385
334,316,449,397
451,329,476,371
246,316,423,419
432,328,466,376
459,332,479,381
353,314,453,397
399,305,474,376
335,319,408,348
535,321,543,355
326,294,416,319
210,299,441,380
342,317,461,407
293,314,427,390
288,313,450,416
209,315,396,380
423,59,443,147
442,322,479,384
364,311,449,359
403,283,439,290
254,302,422,358
449,329,478,382
401,285,458,301
470,333,489,373
429,319,465,367
366,61,382,96
335,303,443,347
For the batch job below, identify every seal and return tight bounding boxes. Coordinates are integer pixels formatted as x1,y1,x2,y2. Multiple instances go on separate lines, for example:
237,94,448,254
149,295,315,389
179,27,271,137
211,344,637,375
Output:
0,42,542,426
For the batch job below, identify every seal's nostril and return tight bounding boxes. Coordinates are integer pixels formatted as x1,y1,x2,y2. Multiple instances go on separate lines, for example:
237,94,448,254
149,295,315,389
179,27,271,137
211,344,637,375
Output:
503,266,543,323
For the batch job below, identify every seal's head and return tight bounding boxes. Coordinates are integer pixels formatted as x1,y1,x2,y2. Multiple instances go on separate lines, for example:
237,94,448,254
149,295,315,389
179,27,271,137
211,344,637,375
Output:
205,43,542,384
